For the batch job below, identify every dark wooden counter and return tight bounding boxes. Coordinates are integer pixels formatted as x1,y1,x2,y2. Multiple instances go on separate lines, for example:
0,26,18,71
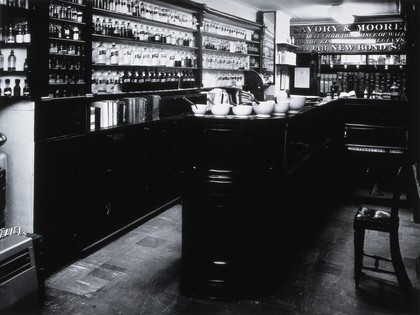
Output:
180,102,343,299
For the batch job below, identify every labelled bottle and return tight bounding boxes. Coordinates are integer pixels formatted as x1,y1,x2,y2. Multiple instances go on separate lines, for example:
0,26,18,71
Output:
105,71,114,93
4,79,12,97
15,25,23,43
114,71,122,93
109,42,119,65
13,79,21,96
7,50,16,71
72,26,80,40
97,70,106,92
91,70,99,94
96,42,107,65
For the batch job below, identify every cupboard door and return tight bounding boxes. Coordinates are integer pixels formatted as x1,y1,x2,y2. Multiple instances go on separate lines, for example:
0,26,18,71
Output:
140,120,183,209
34,135,88,272
81,127,143,248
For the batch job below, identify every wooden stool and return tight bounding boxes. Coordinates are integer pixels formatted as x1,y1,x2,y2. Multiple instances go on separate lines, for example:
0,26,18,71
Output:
353,167,412,295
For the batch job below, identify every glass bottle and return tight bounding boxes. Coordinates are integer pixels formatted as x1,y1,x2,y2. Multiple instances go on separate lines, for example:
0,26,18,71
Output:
94,17,101,34
77,10,83,23
91,70,99,94
72,26,80,40
133,24,139,40
154,28,161,42
96,42,107,65
97,70,106,92
23,79,30,97
4,79,12,97
23,58,28,72
13,78,21,96
7,50,16,71
105,71,114,93
0,50,3,71
60,5,66,19
390,81,399,100
120,21,126,38
71,7,78,22
109,42,119,65
114,71,121,93
140,2,145,18
15,24,23,43
23,23,31,43
7,24,14,43
139,25,145,41
113,20,120,37
133,47,141,65
127,22,133,39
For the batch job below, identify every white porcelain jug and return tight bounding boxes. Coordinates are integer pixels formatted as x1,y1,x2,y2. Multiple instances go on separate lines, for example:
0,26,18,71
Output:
208,88,230,106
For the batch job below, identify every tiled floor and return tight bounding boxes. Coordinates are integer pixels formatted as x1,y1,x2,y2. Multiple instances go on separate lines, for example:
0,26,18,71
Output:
37,199,420,315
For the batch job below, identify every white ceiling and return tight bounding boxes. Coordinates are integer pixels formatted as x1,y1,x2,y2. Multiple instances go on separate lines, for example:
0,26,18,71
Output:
234,0,401,22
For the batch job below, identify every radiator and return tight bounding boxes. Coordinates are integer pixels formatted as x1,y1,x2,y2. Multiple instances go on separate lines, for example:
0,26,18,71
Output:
0,234,39,313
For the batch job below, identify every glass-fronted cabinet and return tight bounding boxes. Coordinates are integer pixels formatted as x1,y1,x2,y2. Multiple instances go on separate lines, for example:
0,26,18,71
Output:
91,0,200,95
201,7,261,89
257,11,275,86
0,1,31,102
318,53,407,99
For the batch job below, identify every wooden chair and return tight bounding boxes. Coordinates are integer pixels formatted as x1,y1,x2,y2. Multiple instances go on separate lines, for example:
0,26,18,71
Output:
353,166,412,295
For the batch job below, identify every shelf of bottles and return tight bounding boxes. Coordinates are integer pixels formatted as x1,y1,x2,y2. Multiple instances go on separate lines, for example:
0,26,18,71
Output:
261,30,274,85
201,18,260,88
91,0,199,95
46,0,87,99
0,3,31,99
276,42,297,66
319,54,407,99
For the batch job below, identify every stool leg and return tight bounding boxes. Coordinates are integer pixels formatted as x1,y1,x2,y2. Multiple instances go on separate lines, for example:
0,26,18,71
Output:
390,227,412,295
354,227,365,289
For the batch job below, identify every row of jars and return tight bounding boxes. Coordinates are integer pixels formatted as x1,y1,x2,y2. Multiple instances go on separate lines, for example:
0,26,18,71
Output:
93,16,195,47
202,19,249,40
49,3,83,23
49,42,85,56
93,42,197,68
0,0,26,9
49,23,82,41
202,53,249,70
263,46,274,59
92,0,197,30
1,78,30,97
48,72,85,85
263,57,274,71
48,56,84,71
48,85,85,98
0,50,22,72
202,35,249,54
91,69,196,94
0,23,31,44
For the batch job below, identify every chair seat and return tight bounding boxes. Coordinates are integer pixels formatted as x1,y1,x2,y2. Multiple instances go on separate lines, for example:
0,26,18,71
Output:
354,206,396,231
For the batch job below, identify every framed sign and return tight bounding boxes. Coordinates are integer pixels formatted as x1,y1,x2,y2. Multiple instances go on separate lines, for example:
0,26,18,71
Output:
294,67,310,89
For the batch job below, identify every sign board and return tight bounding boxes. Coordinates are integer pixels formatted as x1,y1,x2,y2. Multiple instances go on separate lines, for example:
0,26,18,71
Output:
291,21,406,53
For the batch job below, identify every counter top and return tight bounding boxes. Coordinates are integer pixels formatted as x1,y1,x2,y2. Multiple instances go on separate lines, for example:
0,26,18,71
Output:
187,99,336,120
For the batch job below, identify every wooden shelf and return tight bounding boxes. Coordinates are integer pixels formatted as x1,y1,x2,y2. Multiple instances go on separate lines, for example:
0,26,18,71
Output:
92,64,197,70
92,7,198,33
92,34,197,50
